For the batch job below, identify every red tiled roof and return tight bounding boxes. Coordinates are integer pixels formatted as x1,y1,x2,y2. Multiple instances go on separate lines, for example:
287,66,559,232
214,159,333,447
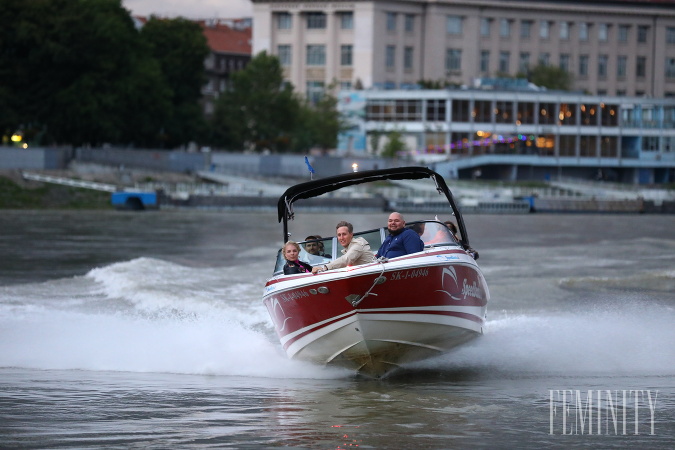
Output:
198,20,251,55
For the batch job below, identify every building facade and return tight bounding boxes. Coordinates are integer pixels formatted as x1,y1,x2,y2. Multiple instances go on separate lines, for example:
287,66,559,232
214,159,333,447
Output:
200,19,252,116
338,87,675,183
251,0,675,98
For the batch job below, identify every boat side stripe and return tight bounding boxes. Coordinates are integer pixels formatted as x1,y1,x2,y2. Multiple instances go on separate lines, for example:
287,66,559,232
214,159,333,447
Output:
279,310,357,346
281,309,485,351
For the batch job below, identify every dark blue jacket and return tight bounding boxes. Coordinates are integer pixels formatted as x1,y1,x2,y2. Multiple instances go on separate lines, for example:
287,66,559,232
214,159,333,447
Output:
376,228,424,258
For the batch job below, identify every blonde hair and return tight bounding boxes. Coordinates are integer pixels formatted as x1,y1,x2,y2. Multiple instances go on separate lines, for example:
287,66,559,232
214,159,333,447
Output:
283,240,301,260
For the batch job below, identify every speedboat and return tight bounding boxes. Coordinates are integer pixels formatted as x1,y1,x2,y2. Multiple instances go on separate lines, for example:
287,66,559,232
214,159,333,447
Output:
262,167,489,378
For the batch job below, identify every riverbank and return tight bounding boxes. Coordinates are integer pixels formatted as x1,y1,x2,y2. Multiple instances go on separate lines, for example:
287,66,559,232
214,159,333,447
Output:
0,173,111,209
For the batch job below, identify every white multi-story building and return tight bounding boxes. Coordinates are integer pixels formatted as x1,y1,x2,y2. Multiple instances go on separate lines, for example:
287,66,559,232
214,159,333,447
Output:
337,87,675,183
252,0,675,99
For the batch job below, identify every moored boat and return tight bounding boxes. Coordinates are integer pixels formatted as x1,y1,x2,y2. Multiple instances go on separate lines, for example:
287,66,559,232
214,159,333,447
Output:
262,167,489,378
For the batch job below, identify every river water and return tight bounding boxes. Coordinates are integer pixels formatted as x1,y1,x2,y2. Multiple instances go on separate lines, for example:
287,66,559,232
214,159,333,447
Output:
0,210,674,448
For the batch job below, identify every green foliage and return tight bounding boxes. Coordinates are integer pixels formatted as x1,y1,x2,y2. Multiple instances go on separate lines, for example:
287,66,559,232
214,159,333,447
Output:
0,176,111,209
211,51,301,152
299,87,346,151
528,64,573,91
141,18,209,148
210,52,345,153
381,130,407,158
0,0,208,148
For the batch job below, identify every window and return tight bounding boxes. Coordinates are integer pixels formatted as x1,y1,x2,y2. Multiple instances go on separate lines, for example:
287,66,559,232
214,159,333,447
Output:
518,102,535,124
618,25,630,43
540,21,550,39
580,103,598,126
558,103,576,125
601,104,619,126
642,136,659,152
500,19,511,38
366,99,422,121
404,47,413,69
521,20,533,38
386,45,395,69
667,58,675,78
447,16,463,35
480,18,491,37
306,12,326,29
306,45,326,65
539,102,557,125
499,51,510,73
667,27,675,44
480,50,490,73
519,52,530,73
473,100,491,122
306,81,324,105
560,22,570,40
598,24,609,42
340,12,353,30
617,56,627,78
426,99,447,121
559,54,570,72
277,12,292,29
579,23,589,41
539,53,550,66
598,55,608,78
495,101,513,123
405,14,414,32
341,45,353,66
277,45,291,66
638,25,649,43
637,56,646,77
446,49,462,71
579,54,589,76
386,12,396,31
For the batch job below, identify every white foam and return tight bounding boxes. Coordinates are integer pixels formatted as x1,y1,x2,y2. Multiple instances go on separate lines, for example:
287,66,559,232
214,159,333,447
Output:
415,302,675,376
0,309,346,379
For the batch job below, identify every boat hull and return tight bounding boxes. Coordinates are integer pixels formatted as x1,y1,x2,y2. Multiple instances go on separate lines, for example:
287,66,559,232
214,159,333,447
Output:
263,248,489,377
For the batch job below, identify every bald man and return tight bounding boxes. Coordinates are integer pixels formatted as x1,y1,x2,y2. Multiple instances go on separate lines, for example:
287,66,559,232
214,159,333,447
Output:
375,212,424,259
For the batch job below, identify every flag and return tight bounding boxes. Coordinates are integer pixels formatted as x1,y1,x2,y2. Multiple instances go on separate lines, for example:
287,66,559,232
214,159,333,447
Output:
304,156,316,179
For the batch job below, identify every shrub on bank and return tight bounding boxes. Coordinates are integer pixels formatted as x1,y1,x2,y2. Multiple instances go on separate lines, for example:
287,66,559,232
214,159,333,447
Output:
0,176,112,209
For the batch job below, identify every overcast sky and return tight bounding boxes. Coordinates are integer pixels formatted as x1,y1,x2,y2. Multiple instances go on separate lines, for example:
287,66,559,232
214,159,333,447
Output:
122,0,253,19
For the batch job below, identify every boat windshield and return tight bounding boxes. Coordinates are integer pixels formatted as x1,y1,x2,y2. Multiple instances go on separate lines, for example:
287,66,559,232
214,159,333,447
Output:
273,236,333,275
407,220,460,247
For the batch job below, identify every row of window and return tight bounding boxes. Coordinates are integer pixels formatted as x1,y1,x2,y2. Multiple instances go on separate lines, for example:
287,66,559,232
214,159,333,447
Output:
277,39,675,84
277,10,675,47
365,99,675,127
277,44,353,66
474,17,673,45
422,134,674,157
276,12,353,30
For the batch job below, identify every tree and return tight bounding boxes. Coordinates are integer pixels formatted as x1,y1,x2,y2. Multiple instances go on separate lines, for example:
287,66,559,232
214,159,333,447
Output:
299,87,346,152
381,130,407,158
211,51,301,152
141,18,209,148
0,0,171,147
528,64,573,91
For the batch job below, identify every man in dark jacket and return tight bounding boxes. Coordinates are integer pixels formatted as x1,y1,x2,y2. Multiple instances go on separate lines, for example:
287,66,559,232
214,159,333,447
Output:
376,212,424,258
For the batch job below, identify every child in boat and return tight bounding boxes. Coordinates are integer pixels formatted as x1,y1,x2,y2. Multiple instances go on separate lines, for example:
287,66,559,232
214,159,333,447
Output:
282,241,313,275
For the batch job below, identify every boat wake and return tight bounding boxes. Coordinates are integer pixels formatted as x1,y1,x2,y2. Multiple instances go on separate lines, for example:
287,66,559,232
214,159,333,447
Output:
2,257,672,380
409,299,675,377
0,257,348,380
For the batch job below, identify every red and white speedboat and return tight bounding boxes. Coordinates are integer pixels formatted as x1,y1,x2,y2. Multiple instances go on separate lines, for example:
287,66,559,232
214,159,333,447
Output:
262,167,489,378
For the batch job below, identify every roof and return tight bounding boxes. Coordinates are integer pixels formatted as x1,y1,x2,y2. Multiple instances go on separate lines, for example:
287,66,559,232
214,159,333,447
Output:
198,20,251,55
